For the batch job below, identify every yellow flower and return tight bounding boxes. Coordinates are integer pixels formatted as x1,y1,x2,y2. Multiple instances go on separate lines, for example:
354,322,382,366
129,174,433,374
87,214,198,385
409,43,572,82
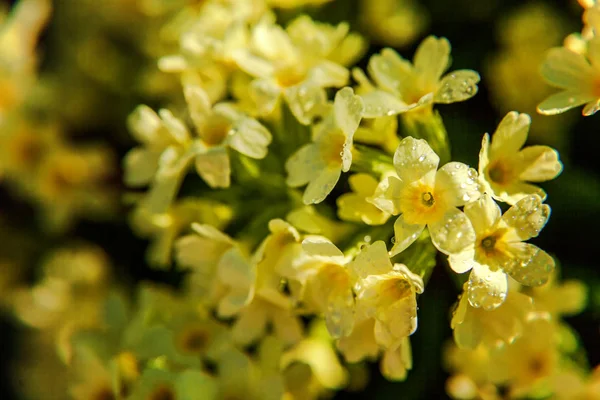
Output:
450,193,554,310
451,285,533,349
478,111,562,205
232,15,352,124
349,241,423,346
337,173,391,225
358,0,428,48
487,318,560,397
372,136,480,256
175,223,255,315
380,337,413,381
285,87,364,204
537,37,600,116
527,268,588,317
362,36,480,117
126,85,271,213
551,366,600,400
128,367,218,400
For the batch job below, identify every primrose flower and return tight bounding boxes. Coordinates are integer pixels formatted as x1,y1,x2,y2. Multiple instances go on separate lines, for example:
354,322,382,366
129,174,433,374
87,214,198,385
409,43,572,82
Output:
349,241,423,346
128,368,218,400
479,112,562,205
372,136,480,256
125,85,271,213
451,285,533,349
232,16,353,124
286,87,364,204
450,193,554,310
538,37,600,116
363,36,480,117
337,173,391,225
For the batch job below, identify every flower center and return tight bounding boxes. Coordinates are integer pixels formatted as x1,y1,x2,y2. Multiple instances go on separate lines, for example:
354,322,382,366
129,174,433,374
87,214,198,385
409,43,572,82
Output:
148,384,176,400
486,160,513,186
92,386,116,400
201,115,231,146
480,235,496,251
319,131,347,166
177,326,210,354
275,65,306,88
421,191,435,207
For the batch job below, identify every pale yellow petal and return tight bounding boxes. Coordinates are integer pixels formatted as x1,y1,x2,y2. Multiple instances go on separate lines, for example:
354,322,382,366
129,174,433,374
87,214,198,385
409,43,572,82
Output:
503,243,554,287
127,105,163,145
334,87,364,137
464,193,501,234
303,166,341,204
232,304,268,345
467,263,508,310
537,90,596,115
285,143,323,187
194,147,231,188
451,295,482,350
284,84,327,125
336,318,379,363
325,285,355,338
217,248,255,317
428,208,476,256
271,308,303,346
435,162,480,207
359,90,415,118
448,250,476,274
478,133,490,181
368,48,413,94
184,85,211,130
123,148,160,187
348,240,392,279
227,115,272,159
348,173,379,197
502,194,550,241
380,338,412,381
393,136,440,184
390,215,425,256
370,175,404,215
309,61,349,88
434,70,480,103
413,36,451,86
489,111,530,157
517,146,562,182
301,236,344,258
541,47,595,90
250,78,281,114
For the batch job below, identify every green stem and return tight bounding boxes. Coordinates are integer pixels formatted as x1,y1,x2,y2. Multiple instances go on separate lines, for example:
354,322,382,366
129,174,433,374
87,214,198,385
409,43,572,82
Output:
351,144,395,176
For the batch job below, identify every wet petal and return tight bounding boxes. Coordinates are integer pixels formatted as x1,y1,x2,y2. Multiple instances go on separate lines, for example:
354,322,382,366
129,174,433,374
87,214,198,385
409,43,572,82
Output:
502,194,550,241
370,175,404,215
348,241,392,279
413,36,451,86
435,162,480,207
517,146,563,182
284,84,327,125
434,70,480,103
393,136,440,184
503,243,555,287
334,87,364,137
303,166,342,204
228,116,272,159
390,215,424,256
448,250,476,274
464,193,501,234
368,48,413,94
360,90,415,118
428,208,476,256
537,90,595,115
467,263,508,310
325,286,355,338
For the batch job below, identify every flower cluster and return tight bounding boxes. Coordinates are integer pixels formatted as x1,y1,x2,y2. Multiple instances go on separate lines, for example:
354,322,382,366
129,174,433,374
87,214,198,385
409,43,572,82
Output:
1,0,598,400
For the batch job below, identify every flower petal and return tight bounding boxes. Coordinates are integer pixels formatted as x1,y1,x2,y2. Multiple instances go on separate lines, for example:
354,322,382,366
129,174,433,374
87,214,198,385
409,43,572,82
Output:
489,111,530,157
368,48,413,94
334,87,364,137
303,166,341,204
184,85,211,130
537,90,595,116
434,70,480,103
502,194,550,241
194,147,231,188
301,236,344,258
503,243,555,286
389,215,424,256
413,36,451,86
348,241,392,279
285,143,323,187
370,175,404,215
309,60,349,88
325,286,355,338
228,116,272,159
464,193,501,235
123,148,160,187
380,338,412,381
393,136,440,184
360,90,414,118
517,146,562,182
435,162,480,207
540,47,594,90
428,208,476,256
467,263,508,310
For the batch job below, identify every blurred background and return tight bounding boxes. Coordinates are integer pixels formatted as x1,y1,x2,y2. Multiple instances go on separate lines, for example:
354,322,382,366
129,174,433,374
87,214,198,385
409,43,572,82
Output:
0,0,598,398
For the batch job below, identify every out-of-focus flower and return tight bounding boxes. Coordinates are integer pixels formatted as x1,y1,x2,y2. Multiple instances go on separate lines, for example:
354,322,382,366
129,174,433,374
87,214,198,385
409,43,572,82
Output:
451,285,533,349
285,87,363,204
337,173,391,225
362,36,480,117
372,136,480,256
358,0,428,48
450,194,553,310
538,37,600,116
233,15,359,124
478,112,562,205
